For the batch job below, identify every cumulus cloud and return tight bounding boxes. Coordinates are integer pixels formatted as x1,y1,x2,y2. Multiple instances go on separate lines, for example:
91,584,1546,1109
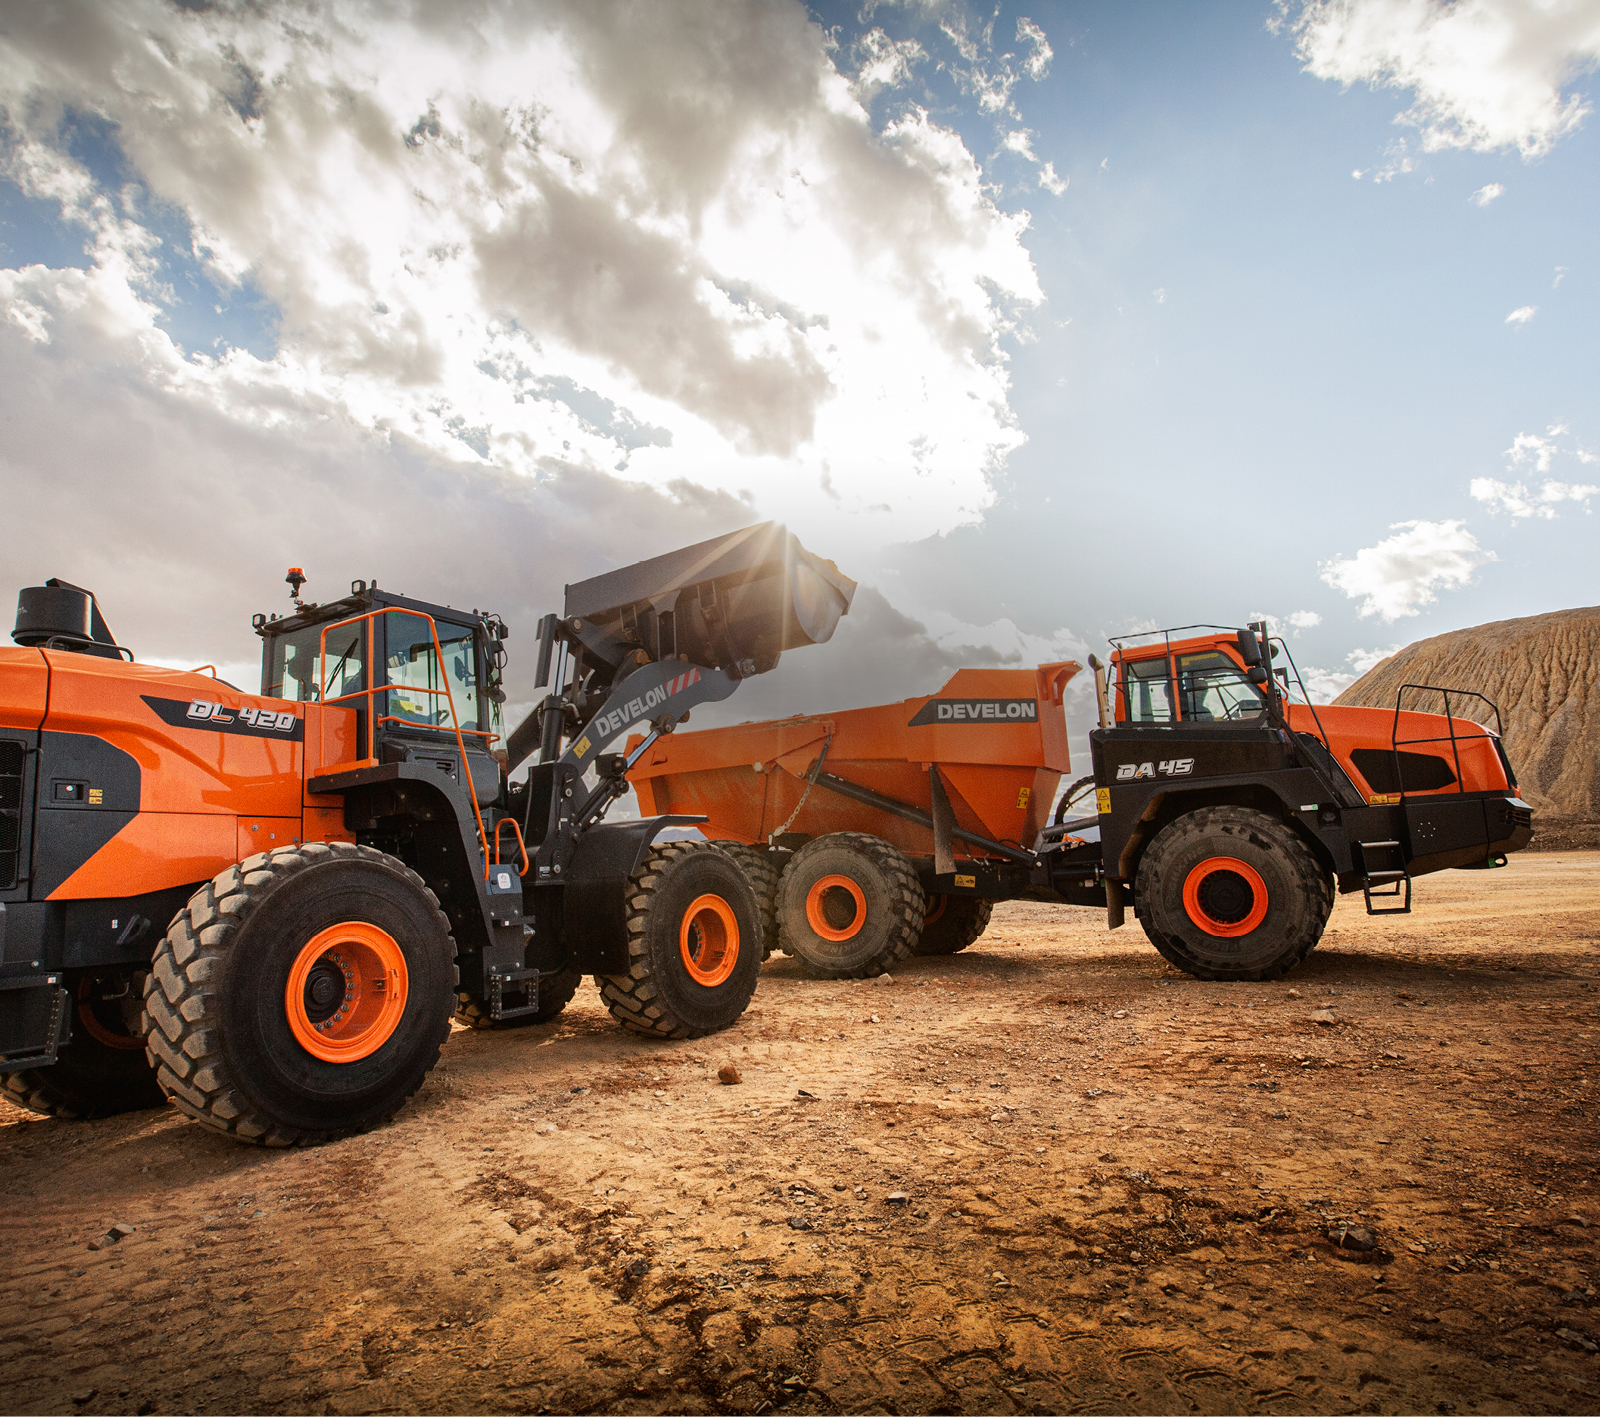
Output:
1469,423,1599,517
0,0,1045,589
1506,304,1539,323
1470,476,1598,517
1298,644,1403,701
1471,181,1506,205
1319,519,1496,620
1248,609,1323,637
1283,0,1600,159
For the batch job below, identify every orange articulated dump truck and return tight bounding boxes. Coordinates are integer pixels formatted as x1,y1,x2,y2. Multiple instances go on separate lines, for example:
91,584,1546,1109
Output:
628,621,1533,982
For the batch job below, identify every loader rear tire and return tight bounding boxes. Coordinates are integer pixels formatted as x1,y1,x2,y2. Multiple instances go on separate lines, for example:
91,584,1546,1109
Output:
455,969,581,1029
598,842,762,1039
141,843,458,1146
1135,806,1331,982
1,970,165,1119
777,833,924,979
710,842,782,960
913,895,993,956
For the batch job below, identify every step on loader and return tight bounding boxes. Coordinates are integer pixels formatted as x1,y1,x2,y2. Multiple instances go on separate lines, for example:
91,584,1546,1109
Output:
627,622,1533,981
0,525,854,1144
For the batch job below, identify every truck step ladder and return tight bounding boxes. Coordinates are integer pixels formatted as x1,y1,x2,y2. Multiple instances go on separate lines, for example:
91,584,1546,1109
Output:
488,967,543,1022
1356,839,1411,915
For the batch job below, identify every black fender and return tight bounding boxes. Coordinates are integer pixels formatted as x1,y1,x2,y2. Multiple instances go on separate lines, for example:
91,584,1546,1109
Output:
560,816,707,975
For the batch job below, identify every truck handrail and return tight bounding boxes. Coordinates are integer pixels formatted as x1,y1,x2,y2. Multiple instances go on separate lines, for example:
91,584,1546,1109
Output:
1390,685,1503,798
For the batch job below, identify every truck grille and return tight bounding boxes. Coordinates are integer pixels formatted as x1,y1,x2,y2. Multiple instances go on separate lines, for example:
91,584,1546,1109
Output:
0,740,22,889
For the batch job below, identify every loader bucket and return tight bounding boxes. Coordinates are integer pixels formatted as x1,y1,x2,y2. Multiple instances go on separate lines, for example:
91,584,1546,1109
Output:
563,522,855,674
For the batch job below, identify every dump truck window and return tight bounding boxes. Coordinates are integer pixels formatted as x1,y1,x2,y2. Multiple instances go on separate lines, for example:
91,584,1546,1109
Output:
265,622,366,703
1122,657,1175,723
1176,651,1264,722
384,614,479,730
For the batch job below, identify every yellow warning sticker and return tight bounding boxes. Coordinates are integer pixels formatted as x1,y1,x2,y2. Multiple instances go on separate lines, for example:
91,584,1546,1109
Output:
1015,786,1031,809
1096,787,1111,814
954,874,976,889
573,736,592,758
1369,792,1400,805
87,787,103,805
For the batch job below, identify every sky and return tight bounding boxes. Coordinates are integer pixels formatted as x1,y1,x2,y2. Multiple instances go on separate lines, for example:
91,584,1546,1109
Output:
1,0,1597,775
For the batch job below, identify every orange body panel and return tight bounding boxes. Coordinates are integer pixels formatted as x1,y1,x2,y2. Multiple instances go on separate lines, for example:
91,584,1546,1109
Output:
1291,703,1508,800
628,663,1079,856
0,648,48,731
42,651,304,818
49,811,238,900
2,646,361,901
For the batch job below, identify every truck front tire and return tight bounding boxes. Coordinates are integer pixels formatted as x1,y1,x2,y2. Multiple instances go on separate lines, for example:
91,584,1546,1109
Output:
1136,806,1331,981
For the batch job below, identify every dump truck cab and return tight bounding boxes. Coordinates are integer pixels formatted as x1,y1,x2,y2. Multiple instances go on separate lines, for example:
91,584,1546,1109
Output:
1087,623,1532,978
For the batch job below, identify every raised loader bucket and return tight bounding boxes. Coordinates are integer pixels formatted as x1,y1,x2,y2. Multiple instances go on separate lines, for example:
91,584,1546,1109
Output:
564,522,855,676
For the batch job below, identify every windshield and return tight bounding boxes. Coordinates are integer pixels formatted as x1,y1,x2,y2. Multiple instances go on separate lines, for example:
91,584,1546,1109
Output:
384,613,479,731
265,621,366,703
1176,650,1265,722
1120,656,1175,723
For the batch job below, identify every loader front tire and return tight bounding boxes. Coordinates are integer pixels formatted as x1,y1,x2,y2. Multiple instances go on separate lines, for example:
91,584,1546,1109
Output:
455,970,581,1030
777,833,924,979
598,842,762,1039
709,842,782,960
1,970,165,1119
1135,806,1331,981
913,895,994,956
141,843,458,1146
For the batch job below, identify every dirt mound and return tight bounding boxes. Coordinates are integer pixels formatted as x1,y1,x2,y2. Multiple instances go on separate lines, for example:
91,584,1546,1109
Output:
1334,606,1600,826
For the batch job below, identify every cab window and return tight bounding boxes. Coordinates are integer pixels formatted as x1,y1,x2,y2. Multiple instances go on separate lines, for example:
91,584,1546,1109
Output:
265,621,365,703
1120,656,1176,723
384,614,479,731
1177,650,1265,722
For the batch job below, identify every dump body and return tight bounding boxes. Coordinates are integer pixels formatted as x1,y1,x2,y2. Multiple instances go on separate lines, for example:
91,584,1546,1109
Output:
628,663,1079,857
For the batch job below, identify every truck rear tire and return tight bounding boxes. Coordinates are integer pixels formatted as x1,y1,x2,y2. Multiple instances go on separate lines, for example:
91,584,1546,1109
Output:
710,842,782,960
141,843,458,1146
777,833,924,979
1,970,165,1119
599,842,762,1039
1135,806,1331,981
455,970,581,1030
913,896,994,956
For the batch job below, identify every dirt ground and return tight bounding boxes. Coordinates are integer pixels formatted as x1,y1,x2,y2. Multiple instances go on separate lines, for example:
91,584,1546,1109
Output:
1,852,1596,1417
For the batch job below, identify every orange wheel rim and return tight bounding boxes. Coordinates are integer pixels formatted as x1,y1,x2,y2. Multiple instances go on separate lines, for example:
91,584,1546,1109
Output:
1182,856,1268,938
805,874,866,942
285,921,409,1063
923,894,948,928
680,894,739,987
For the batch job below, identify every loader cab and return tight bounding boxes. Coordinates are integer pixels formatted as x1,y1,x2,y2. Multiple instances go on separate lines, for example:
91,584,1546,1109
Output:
254,582,505,798
1110,631,1271,726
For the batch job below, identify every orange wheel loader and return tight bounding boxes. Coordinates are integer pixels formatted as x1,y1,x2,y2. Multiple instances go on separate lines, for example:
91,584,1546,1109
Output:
628,622,1533,982
0,525,854,1144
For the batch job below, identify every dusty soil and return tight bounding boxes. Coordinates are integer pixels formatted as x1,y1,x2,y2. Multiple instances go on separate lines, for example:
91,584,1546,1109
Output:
1,853,1597,1417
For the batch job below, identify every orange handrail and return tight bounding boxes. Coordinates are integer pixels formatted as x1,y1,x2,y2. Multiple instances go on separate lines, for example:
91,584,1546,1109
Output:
315,607,494,880
493,817,530,877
